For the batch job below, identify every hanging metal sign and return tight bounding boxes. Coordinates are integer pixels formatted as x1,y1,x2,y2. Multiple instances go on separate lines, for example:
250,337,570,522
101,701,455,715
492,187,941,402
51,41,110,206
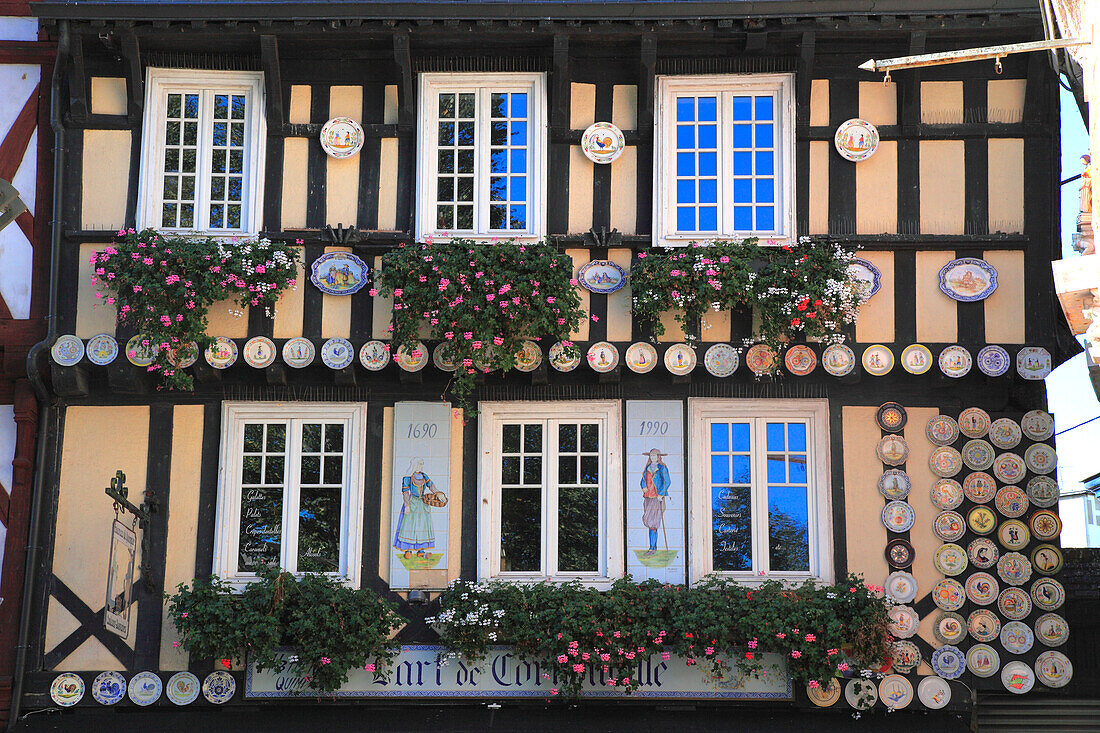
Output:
104,516,137,637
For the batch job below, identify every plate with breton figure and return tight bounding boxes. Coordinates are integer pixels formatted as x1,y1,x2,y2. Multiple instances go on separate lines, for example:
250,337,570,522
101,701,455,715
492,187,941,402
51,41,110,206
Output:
1021,410,1055,441
938,345,972,378
963,472,997,503
1027,476,1059,508
997,519,1030,551
968,537,999,569
877,470,912,500
821,343,855,376
958,407,991,438
877,435,910,467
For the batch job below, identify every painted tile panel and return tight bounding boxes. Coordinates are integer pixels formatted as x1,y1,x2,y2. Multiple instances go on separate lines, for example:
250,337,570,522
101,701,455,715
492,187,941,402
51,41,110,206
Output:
625,400,685,584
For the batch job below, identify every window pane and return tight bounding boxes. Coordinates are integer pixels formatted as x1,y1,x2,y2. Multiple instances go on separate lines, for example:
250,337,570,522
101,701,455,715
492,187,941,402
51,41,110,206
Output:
580,424,598,452
767,455,786,484
768,485,809,571
558,485,598,572
558,455,577,484
323,455,342,484
264,455,284,485
523,456,542,484
266,424,286,452
301,455,320,484
501,488,541,572
508,203,526,229
558,423,577,452
324,424,343,452
676,96,695,122
755,95,774,121
699,206,717,231
766,423,785,451
734,151,752,176
523,423,542,452
788,423,806,451
731,422,750,451
297,488,340,572
439,93,455,118
502,456,520,485
711,454,729,485
757,206,775,231
238,488,282,572
713,485,751,571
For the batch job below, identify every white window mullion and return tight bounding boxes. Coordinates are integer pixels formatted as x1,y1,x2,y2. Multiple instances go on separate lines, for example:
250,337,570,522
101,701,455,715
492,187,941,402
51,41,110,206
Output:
281,419,300,573
719,93,734,237
475,88,489,236
196,89,215,234
544,418,557,578
597,419,606,579
226,418,245,576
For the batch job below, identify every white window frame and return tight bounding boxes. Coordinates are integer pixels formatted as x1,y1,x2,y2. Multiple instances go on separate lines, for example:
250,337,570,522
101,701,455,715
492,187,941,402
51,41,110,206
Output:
688,398,832,584
478,400,622,587
137,68,266,236
654,73,796,246
415,72,547,243
213,402,367,589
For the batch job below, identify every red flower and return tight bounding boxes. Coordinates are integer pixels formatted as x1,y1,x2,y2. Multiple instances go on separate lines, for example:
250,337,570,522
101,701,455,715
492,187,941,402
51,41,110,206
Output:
790,318,801,327
221,659,232,669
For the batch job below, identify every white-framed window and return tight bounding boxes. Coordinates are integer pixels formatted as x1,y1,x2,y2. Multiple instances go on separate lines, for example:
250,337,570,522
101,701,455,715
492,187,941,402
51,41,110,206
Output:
655,74,795,245
478,401,622,585
415,73,546,242
688,399,831,583
137,68,266,235
213,402,366,588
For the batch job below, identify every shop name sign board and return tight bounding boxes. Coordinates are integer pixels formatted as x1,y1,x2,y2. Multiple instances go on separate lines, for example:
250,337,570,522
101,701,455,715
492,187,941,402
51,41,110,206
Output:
246,646,792,700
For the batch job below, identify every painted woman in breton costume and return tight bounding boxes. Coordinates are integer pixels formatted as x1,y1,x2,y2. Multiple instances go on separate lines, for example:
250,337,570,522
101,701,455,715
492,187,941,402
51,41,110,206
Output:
640,448,671,555
393,458,435,555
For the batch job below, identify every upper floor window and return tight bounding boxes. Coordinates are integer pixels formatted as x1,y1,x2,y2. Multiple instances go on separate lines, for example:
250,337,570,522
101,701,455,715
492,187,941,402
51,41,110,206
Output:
416,73,546,242
138,69,265,235
655,74,795,245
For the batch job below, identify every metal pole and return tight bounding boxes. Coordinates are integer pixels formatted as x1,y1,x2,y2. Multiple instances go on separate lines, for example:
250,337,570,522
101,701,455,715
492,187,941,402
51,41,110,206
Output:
859,37,1088,75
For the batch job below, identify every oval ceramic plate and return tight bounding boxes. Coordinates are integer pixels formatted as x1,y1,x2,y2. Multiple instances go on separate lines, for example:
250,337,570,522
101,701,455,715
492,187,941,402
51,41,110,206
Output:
821,343,855,376
126,334,158,367
939,345,972,378
844,679,878,710
1024,443,1056,475
514,340,543,373
892,640,922,673
995,486,1028,518
282,337,315,368
50,673,85,707
876,402,907,432
432,343,457,373
1031,544,1064,575
1035,651,1073,689
1021,410,1055,441
887,604,920,638
927,415,960,446
958,407,991,438
989,418,1023,450
938,257,999,301
965,572,999,605
1031,578,1065,611
968,505,997,536
878,674,913,710
86,334,119,366
886,570,918,603
877,435,910,466
393,341,427,372
998,587,1033,621
359,340,391,371
1017,347,1052,380
885,538,915,568
128,671,162,706
977,345,1012,377
1027,476,1059,509
577,259,627,293
931,645,966,680
901,344,933,375
1001,660,1035,694
934,612,967,645
626,342,659,374
968,537,1000,569
878,469,912,500
934,543,968,575
664,343,696,375
917,676,952,710
962,439,995,471
928,446,963,477
587,341,619,373
933,511,966,542
882,501,916,533
807,678,842,707
242,336,276,368
966,644,1000,678
1030,510,1062,542
166,671,200,706
963,472,997,504
205,337,238,369
309,251,369,295
931,478,964,510
51,335,85,366
321,337,355,370
745,344,777,375
1035,613,1069,647
862,344,894,376
784,345,817,376
997,519,1030,551
933,579,965,611
997,551,1032,586
91,671,127,705
549,341,580,372
702,343,738,377
835,118,880,162
320,116,364,158
992,453,1026,484
202,671,236,704
968,609,1001,642
1000,622,1034,655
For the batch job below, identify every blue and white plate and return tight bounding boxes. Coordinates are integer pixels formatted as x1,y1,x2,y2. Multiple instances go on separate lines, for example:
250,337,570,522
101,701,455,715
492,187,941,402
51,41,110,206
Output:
86,334,119,366
359,340,391,371
127,671,162,706
938,257,998,301
976,345,1011,377
91,671,127,705
202,671,236,704
931,645,966,680
51,335,85,366
320,337,354,369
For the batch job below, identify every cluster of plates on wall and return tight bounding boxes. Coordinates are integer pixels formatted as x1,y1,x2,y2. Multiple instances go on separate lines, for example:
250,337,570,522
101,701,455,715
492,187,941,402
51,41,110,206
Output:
807,675,958,711
49,670,235,707
855,343,1050,379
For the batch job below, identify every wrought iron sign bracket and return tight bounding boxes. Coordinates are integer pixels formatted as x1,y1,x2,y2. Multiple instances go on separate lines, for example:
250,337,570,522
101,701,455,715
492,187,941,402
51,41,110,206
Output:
104,470,158,591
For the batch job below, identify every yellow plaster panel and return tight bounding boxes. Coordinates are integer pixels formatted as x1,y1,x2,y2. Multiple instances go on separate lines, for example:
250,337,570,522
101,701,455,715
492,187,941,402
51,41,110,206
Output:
288,85,311,125
281,138,309,229
605,248,633,342
610,146,637,234
919,141,965,235
570,83,596,130
915,250,958,343
809,80,829,127
854,250,894,344
205,301,248,338
321,246,353,338
809,142,829,234
842,406,888,584
988,79,1026,123
916,610,940,660
76,243,117,337
81,130,130,230
447,408,463,585
372,255,394,339
612,85,638,130
567,248,591,341
906,407,943,600
90,77,127,116
920,81,964,124
378,138,399,230
273,249,306,339
658,309,686,343
378,406,394,583
859,81,897,126
44,596,80,659
55,635,133,672
988,138,1024,233
856,140,897,234
384,85,399,125
326,86,362,227
983,250,1026,344
568,146,593,234
700,309,731,343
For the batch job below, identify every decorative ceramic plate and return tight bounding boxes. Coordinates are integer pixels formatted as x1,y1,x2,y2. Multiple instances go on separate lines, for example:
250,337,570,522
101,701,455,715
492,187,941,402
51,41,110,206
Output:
968,537,1000,569
432,343,457,373
931,478,965,510
958,407,991,438
309,251,369,295
807,677,842,707
125,334,158,367
931,645,966,680
878,674,913,710
664,343,696,375
549,341,581,372
577,258,627,292
1035,651,1073,689
988,419,1023,450
320,116,364,158
1035,613,1069,647
995,486,1029,518
966,572,1000,606
281,337,315,368
877,435,910,467
933,579,965,611
702,343,738,377
929,446,963,477
966,644,1001,678
784,345,817,376
821,344,855,376
963,472,997,504
887,605,920,638
968,505,997,535
933,512,966,543
1031,544,1064,575
977,345,1012,377
51,335,85,366
393,340,427,372
997,551,1032,586
938,257,999,301
844,679,878,710
968,609,1001,642
514,340,543,372
128,671,163,706
205,337,238,369
1016,347,1052,380
901,344,934,375
168,341,199,369
359,340,391,371
86,334,119,366
91,671,127,705
891,640,922,673
1021,410,1055,441
934,612,967,645
242,336,277,368
835,118,880,162
878,470,912,500
997,520,1030,551
886,538,915,568
938,345,972,378
580,122,626,165
1030,510,1061,541
862,344,894,376
963,440,996,471
934,543,968,575
998,587,1033,621
927,415,961,446
1024,443,1056,475
1001,660,1035,694
587,342,619,373
886,571,918,603
202,671,235,704
876,402,907,432
917,676,952,710
1027,476,1059,509
50,673,85,707
882,501,916,533
166,671,200,706
1000,621,1035,655
1031,578,1065,611
992,453,1026,484
626,342,659,374
745,344,777,375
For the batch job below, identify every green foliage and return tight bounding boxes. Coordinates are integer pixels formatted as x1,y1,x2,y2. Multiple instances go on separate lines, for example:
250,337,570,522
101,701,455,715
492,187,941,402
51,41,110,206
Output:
91,228,299,390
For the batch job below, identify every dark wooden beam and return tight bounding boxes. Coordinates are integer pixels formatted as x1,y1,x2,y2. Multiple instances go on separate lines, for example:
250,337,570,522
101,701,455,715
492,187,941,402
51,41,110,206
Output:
260,35,284,128
392,31,414,127
550,34,569,129
67,33,88,124
119,31,143,124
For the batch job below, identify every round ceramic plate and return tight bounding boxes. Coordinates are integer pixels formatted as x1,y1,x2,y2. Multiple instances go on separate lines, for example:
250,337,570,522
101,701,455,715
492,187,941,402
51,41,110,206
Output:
845,679,878,710
992,453,1026,484
886,571,918,603
86,334,119,366
319,116,364,158
360,340,391,371
997,520,1030,551
1031,544,1064,575
321,337,355,369
998,587,1033,621
927,415,961,446
1017,347,1052,380
664,343,696,375
784,345,817,376
50,673,85,707
1027,476,1059,508
835,118,880,162
901,344,934,375
128,671,163,706
877,435,910,466
166,671,200,706
878,674,913,710
281,337,315,368
205,337,238,369
989,418,1023,450
931,478,965,510
514,340,542,372
931,645,966,680
1002,660,1035,694
886,538,915,568
1021,410,1055,441
977,345,1012,377
929,446,963,477
807,678,842,707
1000,621,1035,655
432,343,457,373
933,578,965,611
968,505,997,536
876,402,908,433
962,440,996,471
1035,613,1069,647
939,345,972,378
963,472,997,504
934,543,968,575
887,604,920,638
959,407,991,438
968,609,1001,642
587,342,619,373
934,612,967,645
702,343,738,377
126,334,158,367
1031,578,1065,611
969,537,1000,569
202,671,236,704
168,341,198,369
626,342,659,374
995,486,1029,518
882,501,916,533
862,344,894,376
892,640,922,673
51,335,85,366
821,343,855,376
965,572,999,605
1024,444,1056,475
1030,510,1062,542
878,470,912,500
917,676,952,710
966,644,1001,678
242,336,277,368
1035,651,1073,688
997,551,1032,586
745,344,777,375
549,341,580,372
91,671,127,705
393,341,427,372
933,512,966,543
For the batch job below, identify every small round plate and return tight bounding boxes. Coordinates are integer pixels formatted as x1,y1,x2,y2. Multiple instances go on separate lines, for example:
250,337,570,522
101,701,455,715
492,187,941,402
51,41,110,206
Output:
821,343,855,376
807,678,842,707
968,609,1001,642
931,478,965,510
166,671,200,706
126,334,158,367
702,343,738,377
967,644,1001,678
86,334,119,366
989,418,1023,450
745,344,777,375
51,335,85,366
242,336,276,368
931,646,966,680
581,121,626,164
202,671,236,704
992,453,1026,484
965,572,999,605
876,402,908,432
901,344,934,375
360,340,391,371
835,118,880,162
933,512,966,543
967,505,997,536
1024,443,1057,475
1002,660,1035,694
878,674,913,710
1031,544,1064,575
963,472,997,503
877,435,910,467
50,673,85,707
1035,651,1073,688
1017,347,1052,380
882,502,916,533
1021,410,1055,441
887,604,920,638
128,671,163,706
1002,617,1038,651
862,344,894,376
933,579,965,611
997,520,1030,551
321,337,355,369
664,343,696,375
514,340,542,372
319,116,364,158
934,543,968,575
929,446,963,477
997,551,1032,586
927,415,961,446
995,486,1029,518
959,408,991,438
1030,510,1062,542
784,345,817,376
968,537,1000,569
393,340,427,372
626,342,659,374
962,439,995,471
205,337,238,369
1027,476,1059,508
1035,613,1069,647
917,676,952,710
878,470,912,500
934,612,967,644
282,337,315,368
1031,577,1065,611
91,671,127,705
892,640,922,673
885,538,915,568
549,341,580,372
432,343,457,373
168,341,198,369
977,345,1012,377
845,679,878,710
939,346,972,378
998,587,1033,621
587,341,619,373
886,570,918,603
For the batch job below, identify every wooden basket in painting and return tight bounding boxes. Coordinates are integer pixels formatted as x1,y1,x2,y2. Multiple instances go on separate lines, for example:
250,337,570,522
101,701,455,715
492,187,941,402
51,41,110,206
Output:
421,489,448,508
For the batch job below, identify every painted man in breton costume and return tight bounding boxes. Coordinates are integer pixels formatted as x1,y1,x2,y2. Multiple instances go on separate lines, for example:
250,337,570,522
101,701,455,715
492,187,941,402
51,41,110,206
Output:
393,458,435,555
640,448,671,555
